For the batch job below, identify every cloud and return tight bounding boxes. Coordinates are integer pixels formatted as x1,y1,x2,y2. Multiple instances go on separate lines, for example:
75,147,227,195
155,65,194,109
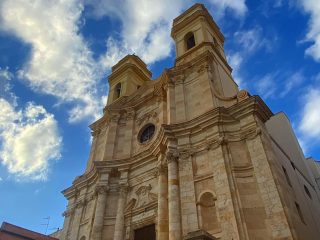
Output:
0,0,248,123
228,26,276,88
298,0,320,61
299,88,320,139
254,71,305,99
0,99,62,181
207,0,247,17
227,53,244,86
279,71,305,97
0,67,16,105
0,0,104,122
90,0,248,68
234,26,273,54
255,73,277,99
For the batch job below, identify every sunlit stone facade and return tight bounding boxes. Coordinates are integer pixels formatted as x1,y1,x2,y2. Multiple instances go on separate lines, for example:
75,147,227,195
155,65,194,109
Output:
59,4,320,240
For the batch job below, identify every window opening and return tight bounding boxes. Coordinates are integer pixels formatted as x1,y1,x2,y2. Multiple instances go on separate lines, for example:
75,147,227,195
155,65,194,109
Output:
185,32,196,50
115,83,121,99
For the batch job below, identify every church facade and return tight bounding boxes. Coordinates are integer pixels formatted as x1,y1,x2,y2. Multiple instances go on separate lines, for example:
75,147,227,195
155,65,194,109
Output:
59,4,320,240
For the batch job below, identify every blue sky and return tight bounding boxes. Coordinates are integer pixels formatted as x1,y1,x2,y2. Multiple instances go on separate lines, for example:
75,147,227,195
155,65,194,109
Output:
0,0,320,234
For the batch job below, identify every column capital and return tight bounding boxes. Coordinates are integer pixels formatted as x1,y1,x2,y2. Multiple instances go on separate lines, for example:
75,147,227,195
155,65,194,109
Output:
166,149,179,164
157,162,168,176
94,184,109,195
62,208,74,217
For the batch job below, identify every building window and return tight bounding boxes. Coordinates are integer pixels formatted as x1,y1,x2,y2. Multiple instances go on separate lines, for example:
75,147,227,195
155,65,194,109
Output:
138,124,155,143
185,32,196,50
282,166,292,187
115,83,122,99
304,185,312,199
295,202,306,224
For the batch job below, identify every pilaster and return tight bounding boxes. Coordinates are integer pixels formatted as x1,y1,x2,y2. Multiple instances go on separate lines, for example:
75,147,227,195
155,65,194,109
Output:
167,149,182,240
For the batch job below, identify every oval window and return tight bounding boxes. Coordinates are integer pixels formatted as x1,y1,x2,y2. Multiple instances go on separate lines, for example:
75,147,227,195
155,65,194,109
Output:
139,124,155,143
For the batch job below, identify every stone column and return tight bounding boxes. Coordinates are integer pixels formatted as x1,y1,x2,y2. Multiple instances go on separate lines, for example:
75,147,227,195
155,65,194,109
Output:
178,149,198,234
61,208,74,240
91,184,109,240
157,155,169,240
113,183,128,240
167,150,182,240
70,200,84,240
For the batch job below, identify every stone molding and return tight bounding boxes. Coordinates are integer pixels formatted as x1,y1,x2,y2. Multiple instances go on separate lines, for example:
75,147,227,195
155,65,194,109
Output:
94,184,109,195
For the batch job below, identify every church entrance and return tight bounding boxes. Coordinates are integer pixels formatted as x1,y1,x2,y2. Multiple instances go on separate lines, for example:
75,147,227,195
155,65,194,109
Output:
134,224,156,240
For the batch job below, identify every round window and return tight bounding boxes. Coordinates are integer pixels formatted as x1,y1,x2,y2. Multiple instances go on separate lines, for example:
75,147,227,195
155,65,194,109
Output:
139,124,155,143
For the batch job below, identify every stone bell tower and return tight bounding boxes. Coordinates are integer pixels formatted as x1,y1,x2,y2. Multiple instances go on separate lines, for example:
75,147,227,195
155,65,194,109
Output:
59,3,320,240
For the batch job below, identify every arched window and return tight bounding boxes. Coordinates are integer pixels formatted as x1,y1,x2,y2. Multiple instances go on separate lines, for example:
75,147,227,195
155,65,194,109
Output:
198,192,220,232
185,32,196,50
115,83,121,99
79,236,86,240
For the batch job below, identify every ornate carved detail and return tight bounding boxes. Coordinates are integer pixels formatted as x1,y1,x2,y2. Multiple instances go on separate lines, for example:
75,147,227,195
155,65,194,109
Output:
166,149,179,164
237,89,250,102
62,208,74,217
172,74,185,85
178,148,195,160
206,136,228,150
125,109,135,121
109,113,121,123
75,199,86,209
136,111,158,126
197,63,209,74
94,184,109,195
135,184,157,208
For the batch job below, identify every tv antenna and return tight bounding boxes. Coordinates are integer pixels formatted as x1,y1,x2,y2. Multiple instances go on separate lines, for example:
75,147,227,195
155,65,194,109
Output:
41,216,50,235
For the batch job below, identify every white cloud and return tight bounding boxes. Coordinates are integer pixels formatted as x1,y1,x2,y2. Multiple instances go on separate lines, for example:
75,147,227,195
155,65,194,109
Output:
0,99,62,181
299,88,320,138
90,0,248,68
299,0,320,61
234,27,273,54
0,0,248,123
227,52,244,87
208,0,247,17
255,73,277,99
0,0,104,122
280,71,305,97
0,67,16,105
254,71,304,99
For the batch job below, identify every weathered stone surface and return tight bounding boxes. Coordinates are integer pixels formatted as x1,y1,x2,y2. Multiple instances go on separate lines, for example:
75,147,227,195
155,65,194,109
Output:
59,3,320,240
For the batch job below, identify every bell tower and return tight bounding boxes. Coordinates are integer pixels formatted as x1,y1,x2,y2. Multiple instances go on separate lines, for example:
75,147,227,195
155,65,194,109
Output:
107,54,152,105
171,4,227,66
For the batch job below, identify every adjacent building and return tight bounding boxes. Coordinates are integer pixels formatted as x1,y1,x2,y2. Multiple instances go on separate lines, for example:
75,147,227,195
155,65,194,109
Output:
59,4,320,240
